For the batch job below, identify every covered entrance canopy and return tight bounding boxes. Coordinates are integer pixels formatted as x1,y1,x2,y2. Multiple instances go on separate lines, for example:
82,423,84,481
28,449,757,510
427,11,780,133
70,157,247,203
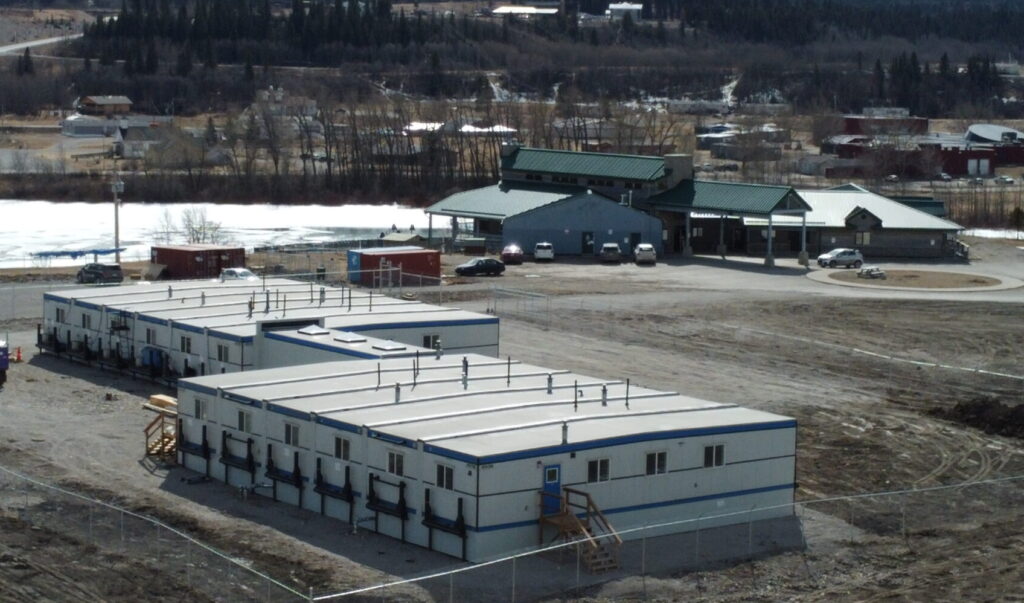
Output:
644,180,811,266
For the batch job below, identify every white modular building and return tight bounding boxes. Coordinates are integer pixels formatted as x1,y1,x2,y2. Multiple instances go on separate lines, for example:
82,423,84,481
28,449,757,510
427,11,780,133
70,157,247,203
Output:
176,354,796,563
40,279,498,379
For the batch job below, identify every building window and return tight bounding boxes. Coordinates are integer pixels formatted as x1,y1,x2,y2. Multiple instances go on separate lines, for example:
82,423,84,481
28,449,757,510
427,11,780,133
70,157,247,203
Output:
217,343,230,362
180,335,192,354
145,327,156,344
194,397,207,420
856,231,871,245
422,334,440,350
525,173,543,181
387,451,404,476
692,227,703,237
436,464,454,490
334,436,350,460
284,423,299,446
237,410,252,433
703,444,725,468
646,451,667,475
81,313,91,330
587,459,610,483
56,308,66,323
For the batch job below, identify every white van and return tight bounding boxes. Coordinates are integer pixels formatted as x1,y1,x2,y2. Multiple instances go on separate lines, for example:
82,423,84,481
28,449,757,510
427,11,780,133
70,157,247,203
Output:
534,242,555,262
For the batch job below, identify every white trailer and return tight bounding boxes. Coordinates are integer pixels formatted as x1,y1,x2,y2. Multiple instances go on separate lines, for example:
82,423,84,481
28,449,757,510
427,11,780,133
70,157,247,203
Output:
177,354,796,563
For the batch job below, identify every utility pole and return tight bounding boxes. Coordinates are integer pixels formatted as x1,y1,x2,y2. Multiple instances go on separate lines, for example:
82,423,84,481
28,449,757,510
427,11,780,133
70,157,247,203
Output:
112,175,125,264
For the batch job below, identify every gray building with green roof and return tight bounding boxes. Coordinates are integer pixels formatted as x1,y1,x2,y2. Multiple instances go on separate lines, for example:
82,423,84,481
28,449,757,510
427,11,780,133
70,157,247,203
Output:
428,144,963,262
428,143,812,265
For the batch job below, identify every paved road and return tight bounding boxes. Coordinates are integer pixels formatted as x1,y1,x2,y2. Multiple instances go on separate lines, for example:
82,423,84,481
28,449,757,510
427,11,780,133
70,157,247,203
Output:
0,33,82,55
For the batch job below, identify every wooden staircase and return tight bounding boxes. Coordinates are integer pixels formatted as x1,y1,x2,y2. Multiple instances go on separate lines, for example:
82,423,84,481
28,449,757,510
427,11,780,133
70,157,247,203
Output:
144,411,177,461
538,487,622,573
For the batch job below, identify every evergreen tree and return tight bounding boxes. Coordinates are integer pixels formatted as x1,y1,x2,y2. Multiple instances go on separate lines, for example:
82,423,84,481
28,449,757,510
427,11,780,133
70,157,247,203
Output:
145,40,159,74
176,45,193,76
21,48,35,76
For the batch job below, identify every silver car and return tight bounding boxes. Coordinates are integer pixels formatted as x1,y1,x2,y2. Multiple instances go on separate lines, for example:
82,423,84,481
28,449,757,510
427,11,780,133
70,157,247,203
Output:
634,243,657,265
817,248,864,268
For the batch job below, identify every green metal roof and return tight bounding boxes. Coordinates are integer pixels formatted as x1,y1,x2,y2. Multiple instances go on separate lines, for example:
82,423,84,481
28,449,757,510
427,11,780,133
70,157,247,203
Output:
501,147,666,181
645,180,808,215
426,181,585,220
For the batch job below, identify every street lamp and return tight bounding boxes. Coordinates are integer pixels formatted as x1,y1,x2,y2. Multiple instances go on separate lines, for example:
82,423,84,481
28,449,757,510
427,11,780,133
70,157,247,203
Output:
112,176,125,264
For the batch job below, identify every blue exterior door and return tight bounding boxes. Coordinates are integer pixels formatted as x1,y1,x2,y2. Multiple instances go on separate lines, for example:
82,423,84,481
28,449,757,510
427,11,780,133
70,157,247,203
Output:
542,464,561,515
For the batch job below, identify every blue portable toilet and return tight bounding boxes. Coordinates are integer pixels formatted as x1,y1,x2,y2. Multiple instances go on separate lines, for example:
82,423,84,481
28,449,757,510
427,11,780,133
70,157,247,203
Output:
0,339,8,388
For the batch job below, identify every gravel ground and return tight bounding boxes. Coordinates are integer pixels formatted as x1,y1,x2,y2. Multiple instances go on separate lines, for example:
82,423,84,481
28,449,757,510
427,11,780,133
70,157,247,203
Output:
0,238,1023,600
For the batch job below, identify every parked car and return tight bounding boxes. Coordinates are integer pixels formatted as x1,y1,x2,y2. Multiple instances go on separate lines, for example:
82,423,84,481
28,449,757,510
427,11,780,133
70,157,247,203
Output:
817,248,864,268
454,258,505,276
634,243,657,265
970,177,985,186
220,267,258,281
884,174,899,183
599,242,623,263
997,175,1015,185
533,242,555,262
76,263,124,284
500,244,524,265
936,172,952,181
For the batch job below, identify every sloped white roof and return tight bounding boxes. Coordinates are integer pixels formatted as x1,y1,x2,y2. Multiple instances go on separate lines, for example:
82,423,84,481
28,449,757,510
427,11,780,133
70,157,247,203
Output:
744,184,961,231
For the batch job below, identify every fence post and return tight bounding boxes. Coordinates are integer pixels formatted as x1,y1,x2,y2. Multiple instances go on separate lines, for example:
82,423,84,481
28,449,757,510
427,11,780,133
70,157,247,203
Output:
576,541,581,598
511,556,517,603
448,571,454,603
641,528,648,600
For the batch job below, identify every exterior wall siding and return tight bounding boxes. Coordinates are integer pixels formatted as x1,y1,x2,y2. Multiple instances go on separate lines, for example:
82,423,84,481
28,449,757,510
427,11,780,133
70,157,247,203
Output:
503,195,664,257
746,227,957,258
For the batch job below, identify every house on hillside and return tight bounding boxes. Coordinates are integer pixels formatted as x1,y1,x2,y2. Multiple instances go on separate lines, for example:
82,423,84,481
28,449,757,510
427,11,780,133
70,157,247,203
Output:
75,95,133,116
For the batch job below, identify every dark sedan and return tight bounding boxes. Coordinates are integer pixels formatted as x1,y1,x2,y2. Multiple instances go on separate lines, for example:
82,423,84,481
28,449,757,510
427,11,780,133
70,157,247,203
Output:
455,258,505,276
76,263,124,284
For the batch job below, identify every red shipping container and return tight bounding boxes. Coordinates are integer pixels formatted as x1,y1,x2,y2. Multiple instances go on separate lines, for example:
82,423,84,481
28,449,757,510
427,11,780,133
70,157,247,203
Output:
151,245,246,280
357,249,441,286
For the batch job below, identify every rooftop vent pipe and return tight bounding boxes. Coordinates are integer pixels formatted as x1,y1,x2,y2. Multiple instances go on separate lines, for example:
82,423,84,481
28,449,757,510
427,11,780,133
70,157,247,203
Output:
547,373,553,394
561,422,568,445
319,287,326,306
395,382,401,403
264,290,270,313
601,384,607,406
434,338,442,360
167,285,173,299
201,292,206,306
462,356,469,377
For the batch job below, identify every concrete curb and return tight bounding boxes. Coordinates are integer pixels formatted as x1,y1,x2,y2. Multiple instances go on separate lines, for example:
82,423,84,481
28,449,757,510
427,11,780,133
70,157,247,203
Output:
804,267,1024,292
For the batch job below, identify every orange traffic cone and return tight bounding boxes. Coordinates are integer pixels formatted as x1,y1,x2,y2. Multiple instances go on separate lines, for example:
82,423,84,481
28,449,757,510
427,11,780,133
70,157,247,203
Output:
13,347,22,363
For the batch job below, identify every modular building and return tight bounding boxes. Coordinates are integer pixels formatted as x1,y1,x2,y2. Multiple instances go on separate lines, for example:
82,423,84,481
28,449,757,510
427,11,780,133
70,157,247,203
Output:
176,355,796,563
39,279,498,380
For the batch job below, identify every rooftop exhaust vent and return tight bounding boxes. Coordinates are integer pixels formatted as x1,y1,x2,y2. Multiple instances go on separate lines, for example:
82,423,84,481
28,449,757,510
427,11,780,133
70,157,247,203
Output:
333,332,367,344
297,325,330,336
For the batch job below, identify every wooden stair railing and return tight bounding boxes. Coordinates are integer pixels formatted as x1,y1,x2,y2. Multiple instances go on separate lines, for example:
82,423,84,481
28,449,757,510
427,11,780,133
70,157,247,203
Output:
538,487,621,573
144,413,177,461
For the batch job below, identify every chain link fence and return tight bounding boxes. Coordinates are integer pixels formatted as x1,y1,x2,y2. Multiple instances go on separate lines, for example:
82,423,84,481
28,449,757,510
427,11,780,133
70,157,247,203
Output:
0,465,308,602
311,475,1024,601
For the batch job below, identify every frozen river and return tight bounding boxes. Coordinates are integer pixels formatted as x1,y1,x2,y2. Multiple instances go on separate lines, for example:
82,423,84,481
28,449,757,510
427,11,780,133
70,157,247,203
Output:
0,200,443,268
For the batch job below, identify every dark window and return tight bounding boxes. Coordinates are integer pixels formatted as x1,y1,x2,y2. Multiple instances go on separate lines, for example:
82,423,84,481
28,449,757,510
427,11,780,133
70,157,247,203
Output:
334,436,349,460
646,451,667,475
436,464,454,490
703,444,724,468
388,451,404,476
587,459,610,483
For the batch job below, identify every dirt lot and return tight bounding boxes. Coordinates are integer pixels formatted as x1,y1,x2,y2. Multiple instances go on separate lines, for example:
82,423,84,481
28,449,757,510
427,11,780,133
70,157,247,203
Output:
0,239,1023,600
